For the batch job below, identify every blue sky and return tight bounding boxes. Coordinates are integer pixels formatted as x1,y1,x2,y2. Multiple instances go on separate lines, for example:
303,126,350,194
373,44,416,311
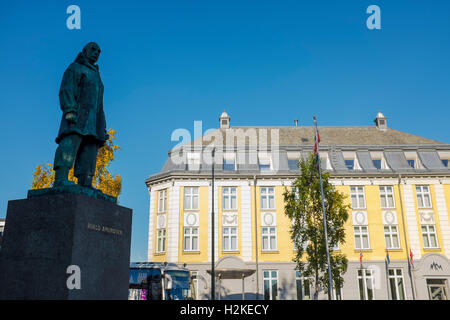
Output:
1,0,449,261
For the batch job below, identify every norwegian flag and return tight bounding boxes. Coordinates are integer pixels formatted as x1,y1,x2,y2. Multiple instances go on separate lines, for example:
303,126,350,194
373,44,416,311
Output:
386,249,390,265
360,250,363,267
313,116,321,170
410,249,414,267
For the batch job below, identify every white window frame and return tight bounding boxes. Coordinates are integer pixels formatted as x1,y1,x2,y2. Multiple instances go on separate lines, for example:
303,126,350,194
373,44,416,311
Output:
158,189,167,213
222,226,238,252
261,187,275,210
183,227,199,251
416,185,432,208
156,228,166,253
184,187,199,210
354,225,370,250
421,224,439,249
388,268,406,300
379,186,395,209
350,186,366,209
358,269,375,300
261,226,277,251
384,225,400,249
222,187,237,210
295,271,313,300
263,270,278,300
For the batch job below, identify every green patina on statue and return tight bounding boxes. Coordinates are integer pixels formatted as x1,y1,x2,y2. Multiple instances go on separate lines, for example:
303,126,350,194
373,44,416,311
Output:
54,42,109,188
28,42,116,203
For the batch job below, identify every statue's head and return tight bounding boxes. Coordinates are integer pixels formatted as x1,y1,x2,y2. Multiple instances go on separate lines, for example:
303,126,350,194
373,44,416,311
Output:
82,42,101,64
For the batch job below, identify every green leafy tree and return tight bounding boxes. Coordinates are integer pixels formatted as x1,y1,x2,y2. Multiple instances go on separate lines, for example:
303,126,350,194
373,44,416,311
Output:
283,152,349,299
31,128,122,198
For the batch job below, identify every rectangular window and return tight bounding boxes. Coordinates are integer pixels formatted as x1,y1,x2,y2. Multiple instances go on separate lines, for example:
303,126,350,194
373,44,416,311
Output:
373,159,382,170
407,159,415,169
263,270,278,300
354,225,370,250
222,187,237,210
358,269,375,300
296,271,312,300
262,227,277,251
156,229,166,253
260,187,275,210
416,186,432,208
183,227,199,251
388,269,405,300
379,186,395,208
184,187,199,210
350,186,366,209
158,189,167,213
222,227,238,251
384,225,400,249
345,159,355,170
421,225,438,249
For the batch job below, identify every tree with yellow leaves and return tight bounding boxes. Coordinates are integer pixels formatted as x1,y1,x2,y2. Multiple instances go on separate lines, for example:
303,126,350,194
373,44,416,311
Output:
31,129,122,198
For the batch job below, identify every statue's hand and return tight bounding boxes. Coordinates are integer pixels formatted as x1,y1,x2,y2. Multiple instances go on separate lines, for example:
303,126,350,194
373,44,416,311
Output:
65,112,77,124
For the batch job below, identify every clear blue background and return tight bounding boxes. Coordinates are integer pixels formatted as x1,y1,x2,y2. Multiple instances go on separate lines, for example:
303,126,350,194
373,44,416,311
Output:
1,0,449,261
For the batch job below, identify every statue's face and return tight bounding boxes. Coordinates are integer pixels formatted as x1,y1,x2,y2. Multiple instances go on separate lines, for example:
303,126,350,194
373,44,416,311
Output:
84,43,101,63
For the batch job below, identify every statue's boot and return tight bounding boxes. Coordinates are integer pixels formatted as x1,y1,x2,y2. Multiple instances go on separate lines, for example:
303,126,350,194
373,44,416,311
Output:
53,167,75,187
77,175,94,188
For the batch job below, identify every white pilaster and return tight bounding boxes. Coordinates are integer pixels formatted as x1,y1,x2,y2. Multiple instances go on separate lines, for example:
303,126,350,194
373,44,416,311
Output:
434,184,450,258
403,184,422,259
241,185,253,262
147,189,155,261
167,185,180,262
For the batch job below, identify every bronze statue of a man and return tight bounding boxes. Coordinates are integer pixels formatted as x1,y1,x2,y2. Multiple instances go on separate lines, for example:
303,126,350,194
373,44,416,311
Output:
53,42,108,188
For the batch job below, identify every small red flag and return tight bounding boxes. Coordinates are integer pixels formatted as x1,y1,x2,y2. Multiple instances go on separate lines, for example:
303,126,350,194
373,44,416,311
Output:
410,249,414,267
360,250,363,266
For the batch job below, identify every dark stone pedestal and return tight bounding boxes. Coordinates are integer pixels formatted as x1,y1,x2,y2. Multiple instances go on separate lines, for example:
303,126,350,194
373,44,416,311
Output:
0,192,132,300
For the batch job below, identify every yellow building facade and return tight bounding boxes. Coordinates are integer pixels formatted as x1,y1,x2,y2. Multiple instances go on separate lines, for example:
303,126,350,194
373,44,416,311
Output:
146,111,450,300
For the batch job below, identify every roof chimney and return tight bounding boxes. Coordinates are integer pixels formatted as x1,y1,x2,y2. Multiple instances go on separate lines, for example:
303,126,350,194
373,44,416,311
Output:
374,111,387,130
219,110,230,129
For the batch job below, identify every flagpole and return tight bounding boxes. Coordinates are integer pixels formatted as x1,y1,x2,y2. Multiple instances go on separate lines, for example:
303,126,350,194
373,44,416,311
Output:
313,115,333,300
385,250,391,300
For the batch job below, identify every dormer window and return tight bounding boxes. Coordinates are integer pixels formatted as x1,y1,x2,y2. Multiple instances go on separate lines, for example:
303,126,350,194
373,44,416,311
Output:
442,159,449,167
345,159,355,170
370,152,389,170
223,153,236,171
258,153,271,172
404,152,421,169
288,159,299,170
372,159,382,170
343,152,361,171
186,153,201,171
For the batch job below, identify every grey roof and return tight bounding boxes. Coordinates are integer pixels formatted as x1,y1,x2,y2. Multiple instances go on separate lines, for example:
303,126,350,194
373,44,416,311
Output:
179,126,445,150
146,125,450,183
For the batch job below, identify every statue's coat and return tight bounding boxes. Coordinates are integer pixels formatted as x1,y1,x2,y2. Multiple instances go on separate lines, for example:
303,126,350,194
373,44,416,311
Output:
56,52,107,144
